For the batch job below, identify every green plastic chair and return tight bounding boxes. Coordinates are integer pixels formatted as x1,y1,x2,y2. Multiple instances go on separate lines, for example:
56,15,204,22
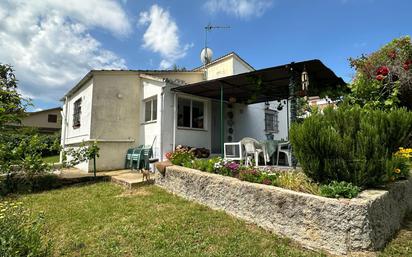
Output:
125,145,143,169
130,146,153,170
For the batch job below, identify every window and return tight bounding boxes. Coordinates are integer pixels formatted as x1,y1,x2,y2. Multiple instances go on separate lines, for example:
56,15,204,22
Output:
144,97,157,122
48,114,57,123
73,98,81,128
264,109,279,133
178,97,205,129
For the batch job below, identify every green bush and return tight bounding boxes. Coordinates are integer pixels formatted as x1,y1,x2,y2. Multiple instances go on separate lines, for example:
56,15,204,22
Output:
0,201,51,256
290,106,412,187
320,181,360,199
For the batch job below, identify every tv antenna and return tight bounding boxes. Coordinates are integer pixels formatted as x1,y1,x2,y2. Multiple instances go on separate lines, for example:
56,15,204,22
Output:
204,23,231,50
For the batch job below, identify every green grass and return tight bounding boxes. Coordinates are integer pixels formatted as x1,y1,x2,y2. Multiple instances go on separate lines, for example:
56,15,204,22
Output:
17,183,324,257
5,182,412,257
42,155,60,164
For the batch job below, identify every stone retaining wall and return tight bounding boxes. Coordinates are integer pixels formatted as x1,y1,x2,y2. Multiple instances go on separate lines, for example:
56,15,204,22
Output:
155,165,412,255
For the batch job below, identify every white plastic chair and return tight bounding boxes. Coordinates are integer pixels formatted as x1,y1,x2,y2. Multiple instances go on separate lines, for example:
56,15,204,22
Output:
276,141,292,166
240,137,267,167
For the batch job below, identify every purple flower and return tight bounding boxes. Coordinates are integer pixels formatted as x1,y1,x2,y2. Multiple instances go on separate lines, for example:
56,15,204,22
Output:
226,162,240,171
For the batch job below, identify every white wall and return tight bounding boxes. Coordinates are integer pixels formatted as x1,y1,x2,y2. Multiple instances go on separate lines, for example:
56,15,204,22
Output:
232,100,290,142
62,78,93,145
233,56,254,73
139,78,163,160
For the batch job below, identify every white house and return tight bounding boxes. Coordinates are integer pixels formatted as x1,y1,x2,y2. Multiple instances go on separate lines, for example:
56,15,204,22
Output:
60,52,344,172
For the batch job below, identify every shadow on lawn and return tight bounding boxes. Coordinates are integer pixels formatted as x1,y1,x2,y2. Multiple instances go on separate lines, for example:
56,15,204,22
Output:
0,174,111,197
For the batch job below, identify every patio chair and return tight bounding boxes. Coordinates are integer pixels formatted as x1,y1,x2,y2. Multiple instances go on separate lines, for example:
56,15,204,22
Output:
240,137,267,167
224,141,244,161
125,145,143,169
276,141,292,166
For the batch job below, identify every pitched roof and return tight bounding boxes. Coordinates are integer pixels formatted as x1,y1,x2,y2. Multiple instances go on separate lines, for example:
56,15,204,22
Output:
192,52,255,71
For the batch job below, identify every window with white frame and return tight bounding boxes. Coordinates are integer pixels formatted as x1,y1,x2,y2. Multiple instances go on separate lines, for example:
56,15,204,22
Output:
264,109,279,133
143,97,157,122
72,98,82,129
177,97,205,129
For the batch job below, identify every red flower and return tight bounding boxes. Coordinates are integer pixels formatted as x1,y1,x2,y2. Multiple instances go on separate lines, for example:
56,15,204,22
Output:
376,74,385,81
376,66,389,76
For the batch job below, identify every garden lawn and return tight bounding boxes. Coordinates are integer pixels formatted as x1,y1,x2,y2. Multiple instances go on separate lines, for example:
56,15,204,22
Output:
42,155,60,164
17,182,323,257
7,182,412,257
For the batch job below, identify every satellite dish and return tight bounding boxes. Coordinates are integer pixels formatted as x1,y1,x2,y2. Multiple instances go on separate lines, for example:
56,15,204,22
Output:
200,47,213,65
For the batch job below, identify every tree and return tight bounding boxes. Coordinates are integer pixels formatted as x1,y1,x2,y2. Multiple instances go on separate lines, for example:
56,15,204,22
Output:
347,36,412,110
0,64,28,126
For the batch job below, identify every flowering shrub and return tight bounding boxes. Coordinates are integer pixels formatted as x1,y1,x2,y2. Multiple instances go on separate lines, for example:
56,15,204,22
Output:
166,149,195,166
348,36,412,110
238,169,277,185
0,201,50,256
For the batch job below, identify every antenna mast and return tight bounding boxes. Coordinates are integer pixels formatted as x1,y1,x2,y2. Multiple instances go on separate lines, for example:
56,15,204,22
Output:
204,23,230,51
203,23,230,78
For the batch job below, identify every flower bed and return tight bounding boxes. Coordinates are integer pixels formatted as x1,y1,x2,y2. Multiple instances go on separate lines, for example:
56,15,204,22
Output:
155,165,412,255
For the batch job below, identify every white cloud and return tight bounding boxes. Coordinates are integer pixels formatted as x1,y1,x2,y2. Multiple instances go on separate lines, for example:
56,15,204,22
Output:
139,5,192,69
204,0,273,19
0,0,130,103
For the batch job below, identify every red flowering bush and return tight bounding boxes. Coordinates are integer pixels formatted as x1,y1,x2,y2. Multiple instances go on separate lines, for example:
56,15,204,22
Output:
348,36,412,110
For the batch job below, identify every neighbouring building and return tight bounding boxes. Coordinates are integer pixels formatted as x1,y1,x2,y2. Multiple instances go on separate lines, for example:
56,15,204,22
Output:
9,107,62,134
60,52,344,172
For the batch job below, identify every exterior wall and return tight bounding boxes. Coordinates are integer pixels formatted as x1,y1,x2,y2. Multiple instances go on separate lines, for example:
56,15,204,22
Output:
63,78,93,145
21,108,62,130
233,55,254,74
206,58,234,80
147,72,204,84
89,72,141,171
139,78,163,160
232,100,290,142
156,166,412,255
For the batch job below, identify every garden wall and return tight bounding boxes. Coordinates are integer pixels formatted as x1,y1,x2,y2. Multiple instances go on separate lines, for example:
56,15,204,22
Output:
155,165,412,255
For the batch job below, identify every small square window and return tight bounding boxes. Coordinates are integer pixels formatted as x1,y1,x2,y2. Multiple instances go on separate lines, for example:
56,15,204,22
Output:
48,114,57,123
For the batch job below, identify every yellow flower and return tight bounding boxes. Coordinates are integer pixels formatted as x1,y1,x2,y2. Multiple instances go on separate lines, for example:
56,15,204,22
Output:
394,168,401,174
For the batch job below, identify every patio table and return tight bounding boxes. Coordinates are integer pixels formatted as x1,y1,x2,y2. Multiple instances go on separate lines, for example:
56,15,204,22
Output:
260,140,283,164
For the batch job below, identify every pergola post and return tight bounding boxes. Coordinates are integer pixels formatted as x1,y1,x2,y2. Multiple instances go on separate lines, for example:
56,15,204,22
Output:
220,84,224,158
288,69,298,167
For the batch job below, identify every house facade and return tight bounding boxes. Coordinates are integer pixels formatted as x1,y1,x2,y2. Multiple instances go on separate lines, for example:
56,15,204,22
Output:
9,107,62,134
60,53,295,172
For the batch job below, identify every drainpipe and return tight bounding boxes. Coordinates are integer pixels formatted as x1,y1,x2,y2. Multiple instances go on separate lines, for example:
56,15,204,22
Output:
159,86,165,161
220,84,224,158
172,92,177,151
60,96,69,163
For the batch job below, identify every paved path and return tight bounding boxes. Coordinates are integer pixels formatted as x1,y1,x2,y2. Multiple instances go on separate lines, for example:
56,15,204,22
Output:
55,168,157,189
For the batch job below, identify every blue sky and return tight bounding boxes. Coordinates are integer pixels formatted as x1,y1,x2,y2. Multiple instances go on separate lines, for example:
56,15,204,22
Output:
1,0,411,111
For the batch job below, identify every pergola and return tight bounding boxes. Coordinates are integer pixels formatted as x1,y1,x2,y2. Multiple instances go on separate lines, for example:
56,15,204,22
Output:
172,59,346,160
